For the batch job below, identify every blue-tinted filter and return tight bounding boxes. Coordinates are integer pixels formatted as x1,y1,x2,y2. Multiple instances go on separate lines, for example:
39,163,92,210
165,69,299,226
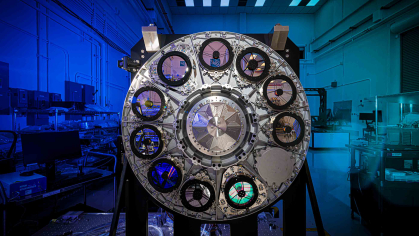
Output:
150,162,180,190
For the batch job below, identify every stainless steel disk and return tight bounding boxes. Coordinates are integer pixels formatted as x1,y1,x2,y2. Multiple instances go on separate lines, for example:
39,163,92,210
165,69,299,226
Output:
186,96,246,156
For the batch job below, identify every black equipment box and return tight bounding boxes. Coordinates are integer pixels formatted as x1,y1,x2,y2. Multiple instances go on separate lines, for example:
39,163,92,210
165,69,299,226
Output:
49,93,62,102
27,113,49,126
65,81,82,102
0,61,10,115
10,88,28,108
82,84,95,104
28,90,50,109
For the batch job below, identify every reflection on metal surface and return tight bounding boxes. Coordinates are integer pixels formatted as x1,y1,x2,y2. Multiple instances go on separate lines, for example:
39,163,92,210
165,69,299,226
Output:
134,90,162,118
162,56,189,81
202,41,230,68
181,179,215,212
239,52,266,78
191,101,242,153
228,182,255,206
148,159,182,193
266,78,294,107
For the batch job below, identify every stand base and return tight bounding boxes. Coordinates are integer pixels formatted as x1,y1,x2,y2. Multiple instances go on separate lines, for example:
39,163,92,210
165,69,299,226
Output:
109,136,325,236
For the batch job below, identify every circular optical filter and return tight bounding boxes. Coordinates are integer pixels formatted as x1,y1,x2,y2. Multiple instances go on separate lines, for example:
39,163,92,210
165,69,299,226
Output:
272,112,305,147
132,87,165,121
157,51,192,87
130,125,164,159
199,38,234,71
147,159,182,193
263,75,297,110
224,175,258,209
236,47,271,82
180,179,215,212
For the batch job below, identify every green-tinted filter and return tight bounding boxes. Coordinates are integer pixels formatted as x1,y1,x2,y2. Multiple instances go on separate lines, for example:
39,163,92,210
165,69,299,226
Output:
228,182,254,206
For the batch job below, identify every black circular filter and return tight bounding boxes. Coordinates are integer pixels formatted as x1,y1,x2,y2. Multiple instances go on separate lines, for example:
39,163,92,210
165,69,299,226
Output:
272,112,305,147
236,47,271,82
130,125,164,159
148,159,182,193
224,175,258,209
180,179,215,212
157,51,192,86
263,75,297,110
132,87,166,121
199,38,234,71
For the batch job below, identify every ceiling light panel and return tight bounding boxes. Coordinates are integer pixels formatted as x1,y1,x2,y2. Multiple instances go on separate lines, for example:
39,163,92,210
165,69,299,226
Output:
255,0,265,7
221,0,229,7
289,0,301,6
307,0,320,6
185,0,194,7
203,0,211,6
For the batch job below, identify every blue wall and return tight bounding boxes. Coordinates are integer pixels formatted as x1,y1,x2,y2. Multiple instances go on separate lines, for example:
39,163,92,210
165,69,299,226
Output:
0,0,149,130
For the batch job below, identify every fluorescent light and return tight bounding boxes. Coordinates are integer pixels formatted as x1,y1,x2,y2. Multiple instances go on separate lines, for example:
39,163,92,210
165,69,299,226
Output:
307,0,319,6
221,0,229,7
289,0,301,6
255,0,265,7
185,0,194,7
203,0,211,6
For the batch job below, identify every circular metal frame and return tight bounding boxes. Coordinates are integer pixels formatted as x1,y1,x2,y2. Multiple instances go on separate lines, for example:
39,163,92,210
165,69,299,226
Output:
130,125,164,159
131,86,166,121
235,47,271,83
157,51,192,87
262,75,297,110
272,112,305,147
180,179,216,212
198,38,234,71
224,175,259,209
122,31,311,222
147,158,182,193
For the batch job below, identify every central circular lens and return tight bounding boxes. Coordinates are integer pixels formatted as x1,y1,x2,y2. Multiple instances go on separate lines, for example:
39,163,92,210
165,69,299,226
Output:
187,98,245,156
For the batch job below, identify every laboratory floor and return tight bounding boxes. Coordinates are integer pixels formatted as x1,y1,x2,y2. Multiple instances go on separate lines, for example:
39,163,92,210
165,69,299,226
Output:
303,149,371,236
32,149,372,236
83,148,373,236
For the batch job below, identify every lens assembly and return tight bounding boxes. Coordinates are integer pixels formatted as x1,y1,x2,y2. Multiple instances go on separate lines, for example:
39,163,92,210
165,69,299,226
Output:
148,159,182,193
157,51,192,86
272,112,305,147
130,125,164,159
262,75,297,110
236,47,270,82
132,87,165,121
199,38,234,71
180,179,215,212
224,175,258,209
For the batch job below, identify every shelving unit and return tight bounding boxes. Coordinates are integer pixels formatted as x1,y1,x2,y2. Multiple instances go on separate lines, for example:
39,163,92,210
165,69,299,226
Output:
364,91,419,143
11,108,120,132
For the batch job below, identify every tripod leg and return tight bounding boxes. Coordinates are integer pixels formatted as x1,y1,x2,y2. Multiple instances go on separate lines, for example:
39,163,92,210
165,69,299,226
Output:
109,156,128,236
283,169,306,236
304,161,326,236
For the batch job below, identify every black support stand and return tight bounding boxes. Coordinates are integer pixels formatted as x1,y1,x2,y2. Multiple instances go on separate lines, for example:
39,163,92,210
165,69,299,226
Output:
109,136,325,236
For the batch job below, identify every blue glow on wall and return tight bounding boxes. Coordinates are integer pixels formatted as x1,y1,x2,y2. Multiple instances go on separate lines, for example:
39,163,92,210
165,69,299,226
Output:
0,0,146,130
